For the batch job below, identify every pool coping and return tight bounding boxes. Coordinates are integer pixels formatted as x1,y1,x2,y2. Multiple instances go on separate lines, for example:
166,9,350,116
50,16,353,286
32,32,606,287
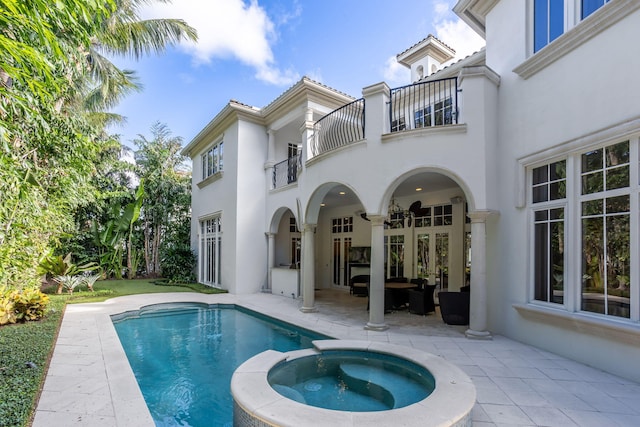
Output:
231,340,475,427
33,293,239,426
32,291,640,427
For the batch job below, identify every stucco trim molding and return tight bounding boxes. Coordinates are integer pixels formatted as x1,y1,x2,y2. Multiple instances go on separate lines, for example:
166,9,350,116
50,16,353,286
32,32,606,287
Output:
196,171,223,189
381,124,467,144
513,303,640,346
514,116,640,207
514,0,640,79
458,65,500,87
305,139,366,168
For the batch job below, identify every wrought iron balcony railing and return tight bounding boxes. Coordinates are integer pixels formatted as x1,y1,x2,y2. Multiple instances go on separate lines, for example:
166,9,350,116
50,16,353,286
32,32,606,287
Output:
272,154,302,189
311,98,365,157
389,77,458,133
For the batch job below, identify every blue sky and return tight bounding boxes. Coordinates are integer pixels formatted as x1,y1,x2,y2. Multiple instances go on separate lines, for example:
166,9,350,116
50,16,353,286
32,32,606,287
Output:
110,0,484,149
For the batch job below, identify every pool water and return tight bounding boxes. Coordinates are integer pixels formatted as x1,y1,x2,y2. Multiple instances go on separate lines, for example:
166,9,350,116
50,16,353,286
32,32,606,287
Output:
268,350,435,411
112,304,327,427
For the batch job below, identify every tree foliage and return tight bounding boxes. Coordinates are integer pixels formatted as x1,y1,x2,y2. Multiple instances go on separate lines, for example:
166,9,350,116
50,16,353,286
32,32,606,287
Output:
0,0,197,289
134,122,193,279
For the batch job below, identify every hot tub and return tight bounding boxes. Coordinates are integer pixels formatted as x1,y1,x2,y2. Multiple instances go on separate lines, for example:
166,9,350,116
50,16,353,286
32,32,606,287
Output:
231,340,475,427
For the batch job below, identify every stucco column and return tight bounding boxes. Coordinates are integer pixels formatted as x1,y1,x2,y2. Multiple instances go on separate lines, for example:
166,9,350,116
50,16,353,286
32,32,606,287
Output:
300,223,316,313
465,210,497,339
264,129,276,189
265,232,275,292
301,108,314,162
366,215,388,331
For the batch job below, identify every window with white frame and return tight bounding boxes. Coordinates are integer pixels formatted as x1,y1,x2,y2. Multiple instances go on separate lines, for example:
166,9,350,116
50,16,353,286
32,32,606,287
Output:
580,141,630,318
332,217,353,233
391,117,406,132
201,141,224,180
529,139,638,322
533,0,612,53
531,160,566,304
533,0,564,53
414,98,453,128
199,216,222,286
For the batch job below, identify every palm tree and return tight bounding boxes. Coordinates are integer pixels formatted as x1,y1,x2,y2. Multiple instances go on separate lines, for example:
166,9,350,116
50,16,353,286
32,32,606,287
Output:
83,0,198,114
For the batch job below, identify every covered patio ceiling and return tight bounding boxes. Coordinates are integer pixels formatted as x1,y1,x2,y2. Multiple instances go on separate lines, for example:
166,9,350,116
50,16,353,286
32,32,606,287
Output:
320,172,459,208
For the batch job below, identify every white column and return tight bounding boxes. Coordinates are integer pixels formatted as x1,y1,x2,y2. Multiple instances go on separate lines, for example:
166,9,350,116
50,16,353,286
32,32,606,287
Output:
366,215,388,330
264,129,276,190
300,223,316,312
267,129,275,163
465,210,497,339
265,232,275,292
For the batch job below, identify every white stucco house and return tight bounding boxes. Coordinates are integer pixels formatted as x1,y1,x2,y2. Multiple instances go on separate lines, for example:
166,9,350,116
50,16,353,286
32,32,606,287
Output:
182,0,640,382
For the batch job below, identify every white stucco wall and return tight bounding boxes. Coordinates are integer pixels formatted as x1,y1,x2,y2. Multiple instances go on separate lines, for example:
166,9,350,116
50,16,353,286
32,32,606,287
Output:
484,1,640,381
234,120,269,294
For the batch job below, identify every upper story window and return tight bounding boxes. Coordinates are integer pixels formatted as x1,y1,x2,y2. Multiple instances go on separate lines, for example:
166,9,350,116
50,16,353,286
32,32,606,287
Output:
287,143,299,159
581,0,611,19
534,0,565,53
533,0,612,53
201,141,224,180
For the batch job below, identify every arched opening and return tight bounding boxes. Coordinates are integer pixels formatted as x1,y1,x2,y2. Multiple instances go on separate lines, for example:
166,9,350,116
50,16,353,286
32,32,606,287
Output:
267,207,301,297
381,171,472,294
305,183,369,293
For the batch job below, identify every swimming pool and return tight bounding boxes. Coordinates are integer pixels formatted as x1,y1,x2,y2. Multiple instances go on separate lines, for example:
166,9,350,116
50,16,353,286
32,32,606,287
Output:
112,303,328,427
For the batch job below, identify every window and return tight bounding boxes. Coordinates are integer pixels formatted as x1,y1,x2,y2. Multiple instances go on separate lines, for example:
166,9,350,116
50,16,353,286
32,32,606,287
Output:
534,208,565,303
414,207,432,228
528,139,638,321
290,237,301,267
580,141,630,318
391,117,406,132
289,217,299,232
434,98,453,126
414,107,431,129
534,0,565,53
532,160,566,304
287,143,299,159
434,204,453,226
581,0,610,19
385,235,405,278
533,0,613,53
199,216,222,286
332,217,353,233
533,160,566,202
413,98,453,128
201,141,224,180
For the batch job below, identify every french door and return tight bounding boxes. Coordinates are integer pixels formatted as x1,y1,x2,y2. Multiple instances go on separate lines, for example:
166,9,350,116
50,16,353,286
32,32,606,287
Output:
416,230,450,291
332,236,352,288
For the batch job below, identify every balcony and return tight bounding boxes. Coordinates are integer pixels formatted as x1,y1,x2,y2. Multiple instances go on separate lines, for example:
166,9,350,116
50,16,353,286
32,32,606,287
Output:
311,98,365,157
389,77,458,132
310,77,459,158
272,154,302,189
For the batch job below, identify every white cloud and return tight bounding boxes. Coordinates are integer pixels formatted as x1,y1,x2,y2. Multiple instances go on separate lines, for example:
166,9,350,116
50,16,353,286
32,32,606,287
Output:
382,56,410,87
432,0,485,60
141,0,300,86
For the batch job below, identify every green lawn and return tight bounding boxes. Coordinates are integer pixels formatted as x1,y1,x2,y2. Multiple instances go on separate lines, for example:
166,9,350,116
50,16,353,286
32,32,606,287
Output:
0,279,225,427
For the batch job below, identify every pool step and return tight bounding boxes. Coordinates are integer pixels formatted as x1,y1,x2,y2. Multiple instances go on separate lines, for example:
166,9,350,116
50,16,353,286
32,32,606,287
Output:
339,363,425,409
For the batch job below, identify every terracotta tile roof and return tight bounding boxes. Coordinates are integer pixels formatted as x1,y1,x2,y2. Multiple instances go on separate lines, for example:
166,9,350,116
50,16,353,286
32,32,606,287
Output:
396,34,456,58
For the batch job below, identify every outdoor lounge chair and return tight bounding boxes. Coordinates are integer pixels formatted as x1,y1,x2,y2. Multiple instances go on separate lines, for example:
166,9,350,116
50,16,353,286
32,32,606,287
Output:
438,291,470,325
409,284,437,315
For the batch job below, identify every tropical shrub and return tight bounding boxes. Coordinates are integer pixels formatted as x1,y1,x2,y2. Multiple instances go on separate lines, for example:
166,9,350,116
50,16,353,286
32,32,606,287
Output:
0,286,49,326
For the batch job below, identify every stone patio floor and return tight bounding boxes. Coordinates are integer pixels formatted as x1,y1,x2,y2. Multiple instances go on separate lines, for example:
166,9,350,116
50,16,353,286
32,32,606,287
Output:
32,289,640,426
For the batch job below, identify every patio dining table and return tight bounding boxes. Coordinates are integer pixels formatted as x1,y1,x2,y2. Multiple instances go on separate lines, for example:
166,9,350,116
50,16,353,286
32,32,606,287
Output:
384,282,418,310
